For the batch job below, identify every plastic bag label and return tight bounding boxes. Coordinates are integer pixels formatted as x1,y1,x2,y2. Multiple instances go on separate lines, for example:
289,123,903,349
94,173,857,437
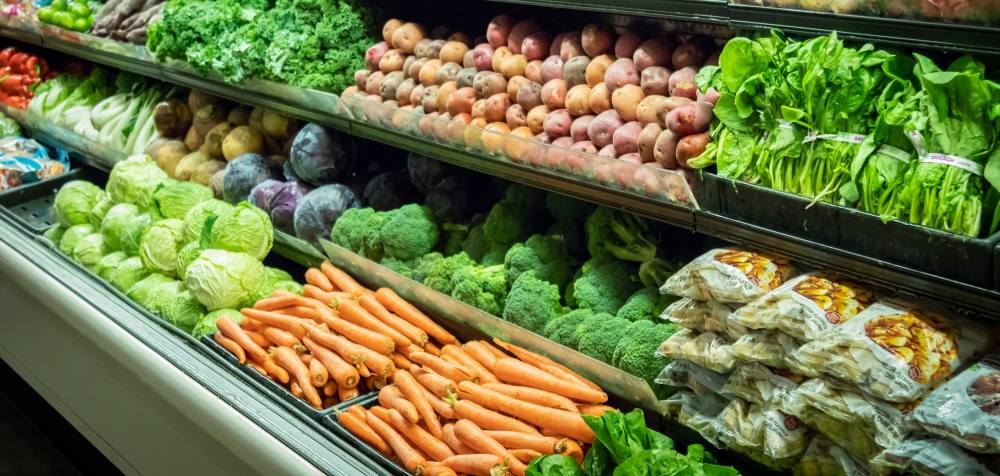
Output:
662,248,798,304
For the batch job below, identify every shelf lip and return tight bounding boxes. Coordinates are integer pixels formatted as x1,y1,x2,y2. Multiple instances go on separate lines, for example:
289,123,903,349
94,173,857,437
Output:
484,0,731,23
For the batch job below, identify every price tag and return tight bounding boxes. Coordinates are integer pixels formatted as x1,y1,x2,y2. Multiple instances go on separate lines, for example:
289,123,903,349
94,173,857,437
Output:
906,130,928,157
920,153,983,176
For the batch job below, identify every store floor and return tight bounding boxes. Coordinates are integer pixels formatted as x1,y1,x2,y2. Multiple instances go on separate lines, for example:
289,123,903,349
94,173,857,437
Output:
0,358,121,476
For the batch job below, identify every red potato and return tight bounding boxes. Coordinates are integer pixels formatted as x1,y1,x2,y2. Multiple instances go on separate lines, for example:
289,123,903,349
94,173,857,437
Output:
582,23,617,57
457,68,478,89
571,140,598,154
666,101,714,136
571,115,595,142
482,122,511,153
526,105,550,135
613,121,642,156
563,56,590,88
450,32,473,47
653,129,679,168
614,153,643,187
366,42,390,71
507,76,530,101
539,56,564,83
615,29,644,59
343,86,360,96
409,58,429,80
379,49,406,73
550,32,567,57
473,44,495,72
441,42,470,64
447,113,473,142
414,39,434,59
560,31,585,61
598,144,617,158
447,87,476,115
366,71,385,95
668,66,698,100
410,84,425,107
431,26,452,40
355,70,369,89
586,55,614,88
392,23,427,54
611,84,644,122
705,49,722,67
672,35,715,70
637,95,668,126
516,81,544,110
552,136,574,148
508,20,541,54
492,47,512,73
589,83,613,114
506,104,528,129
500,55,528,79
487,15,517,49
380,71,406,101
433,112,454,139
533,133,551,144
436,63,463,85
565,85,592,116
634,36,680,70
366,94,383,103
463,49,476,69
419,59,443,87
541,79,567,109
698,87,721,105
522,31,553,61
676,133,711,167
484,93,512,123
641,67,671,96
421,85,440,112
471,99,486,119
588,109,624,148
604,58,640,93
383,19,403,44
524,60,543,83
543,109,573,138
396,78,417,106
474,72,508,99
637,123,663,162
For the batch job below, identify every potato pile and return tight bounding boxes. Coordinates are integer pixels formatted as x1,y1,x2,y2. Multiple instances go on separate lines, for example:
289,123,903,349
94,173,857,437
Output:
144,90,301,198
344,17,722,178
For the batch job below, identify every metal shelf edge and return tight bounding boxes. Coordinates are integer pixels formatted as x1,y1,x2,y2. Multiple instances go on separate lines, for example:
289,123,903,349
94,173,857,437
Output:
484,0,731,23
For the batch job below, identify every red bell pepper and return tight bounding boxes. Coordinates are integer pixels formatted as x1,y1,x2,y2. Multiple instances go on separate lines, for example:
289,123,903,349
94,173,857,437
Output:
8,53,27,73
0,47,18,66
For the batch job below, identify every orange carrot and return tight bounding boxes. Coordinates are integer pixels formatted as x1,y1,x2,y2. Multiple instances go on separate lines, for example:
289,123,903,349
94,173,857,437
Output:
290,381,304,399
247,361,267,376
576,404,616,418
243,330,272,349
261,326,301,348
240,308,307,339
482,383,578,413
304,285,352,307
323,396,338,408
339,299,413,349
396,370,443,439
317,305,395,356
217,315,268,363
425,341,442,356
410,352,473,383
379,386,419,423
355,343,396,378
366,410,426,473
300,353,313,365
493,339,601,392
422,464,458,476
442,345,499,384
442,454,506,476
442,423,476,455
347,404,367,420
309,357,329,387
422,384,456,420
274,306,317,321
273,346,323,409
390,352,412,370
303,323,366,368
453,400,540,435
375,288,458,345
305,268,335,291
304,337,360,389
388,408,456,462
323,381,338,397
321,261,367,295
253,295,300,311
339,385,360,403
483,431,563,455
510,449,543,464
358,294,428,347
369,405,392,424
458,382,595,443
463,341,501,371
339,411,393,457
214,332,246,363
364,374,387,391
262,360,290,384
560,440,584,464
493,358,607,403
453,419,526,476
241,317,263,332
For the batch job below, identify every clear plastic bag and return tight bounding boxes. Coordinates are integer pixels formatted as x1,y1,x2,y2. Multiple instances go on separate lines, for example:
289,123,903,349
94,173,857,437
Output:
0,137,68,191
658,328,738,374
731,329,801,368
722,361,806,409
786,297,993,402
661,298,744,339
656,359,730,396
718,398,812,468
676,390,730,445
875,438,1000,476
795,436,878,476
731,272,881,341
661,248,799,304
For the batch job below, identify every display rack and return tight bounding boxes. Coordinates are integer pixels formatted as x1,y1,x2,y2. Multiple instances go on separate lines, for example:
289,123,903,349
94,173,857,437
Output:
485,0,731,24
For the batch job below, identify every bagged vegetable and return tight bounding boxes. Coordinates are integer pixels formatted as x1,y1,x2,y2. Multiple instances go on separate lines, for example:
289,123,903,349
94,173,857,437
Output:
795,436,877,476
656,359,730,396
0,137,67,191
731,330,801,368
661,298,746,339
718,398,812,468
874,438,1000,476
787,297,994,402
658,328,738,374
677,390,729,445
661,248,798,303
722,362,806,409
907,349,1000,453
731,272,880,342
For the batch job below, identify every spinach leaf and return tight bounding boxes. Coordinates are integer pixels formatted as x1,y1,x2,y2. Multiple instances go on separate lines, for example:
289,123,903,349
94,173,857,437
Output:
526,455,585,476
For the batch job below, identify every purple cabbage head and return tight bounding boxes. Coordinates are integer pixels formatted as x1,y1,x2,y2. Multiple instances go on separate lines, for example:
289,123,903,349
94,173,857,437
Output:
293,184,361,247
289,124,355,186
223,154,283,204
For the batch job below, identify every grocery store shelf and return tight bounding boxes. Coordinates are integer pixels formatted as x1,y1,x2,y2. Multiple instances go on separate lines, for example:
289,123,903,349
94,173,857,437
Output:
485,0,730,23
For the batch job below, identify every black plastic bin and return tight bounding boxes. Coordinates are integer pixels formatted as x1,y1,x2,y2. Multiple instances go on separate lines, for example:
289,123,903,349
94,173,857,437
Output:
0,167,106,233
321,394,410,476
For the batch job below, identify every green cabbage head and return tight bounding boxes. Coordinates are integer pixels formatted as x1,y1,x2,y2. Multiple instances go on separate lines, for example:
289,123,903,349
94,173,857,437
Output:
183,199,232,244
184,249,265,311
72,233,105,271
210,202,273,261
111,257,150,291
192,309,243,339
264,266,294,285
137,178,176,215
88,195,113,229
139,218,186,277
43,225,66,246
54,180,105,227
152,181,213,220
126,273,175,307
121,213,154,257
95,251,128,281
143,280,187,313
160,290,207,334
101,203,139,252
106,155,170,204
177,242,203,277
59,224,94,255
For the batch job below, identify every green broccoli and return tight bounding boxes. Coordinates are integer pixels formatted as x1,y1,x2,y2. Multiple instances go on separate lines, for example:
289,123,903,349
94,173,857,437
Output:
547,220,587,260
543,308,594,349
612,320,680,388
616,288,677,322
409,252,443,284
572,258,641,315
423,252,475,295
439,223,469,257
360,211,389,262
451,264,507,316
575,313,630,364
546,192,595,223
381,204,440,261
380,256,413,278
502,272,565,334
481,242,511,266
462,223,491,262
504,234,575,292
330,207,378,253
483,184,550,246
585,207,678,287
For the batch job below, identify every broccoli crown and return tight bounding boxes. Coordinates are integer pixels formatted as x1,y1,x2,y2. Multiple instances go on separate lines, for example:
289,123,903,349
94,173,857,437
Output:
503,234,575,292
638,257,681,289
381,204,440,261
483,184,550,247
453,264,507,303
452,279,502,316
572,258,641,315
423,252,475,295
380,256,413,278
545,192,595,223
612,320,680,386
330,207,378,252
481,242,511,266
439,223,469,257
461,223,492,263
360,211,388,261
616,288,677,322
409,252,443,284
505,183,548,209
547,220,587,261
543,308,594,349
585,206,658,264
575,313,630,364
502,272,564,334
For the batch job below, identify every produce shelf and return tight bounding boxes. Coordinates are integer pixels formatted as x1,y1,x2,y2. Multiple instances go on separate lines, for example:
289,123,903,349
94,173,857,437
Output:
483,0,731,24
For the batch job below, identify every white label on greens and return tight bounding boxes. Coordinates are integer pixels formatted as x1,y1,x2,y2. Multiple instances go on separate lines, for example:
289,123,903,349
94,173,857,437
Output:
778,120,793,130
920,153,983,176
803,131,866,144
906,130,928,157
803,130,819,143
878,145,912,164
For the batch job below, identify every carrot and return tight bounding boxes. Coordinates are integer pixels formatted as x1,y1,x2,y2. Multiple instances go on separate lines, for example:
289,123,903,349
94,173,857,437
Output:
410,352,473,383
217,315,268,363
261,326,301,348
453,419,526,476
375,288,458,345
319,305,395,356
355,344,396,379
290,381,304,399
339,385,360,403
388,408,456,462
442,345,499,384
483,431,562,455
390,352,413,370
369,405,392,423
214,332,246,364
358,294,429,347
275,306,317,321
357,362,371,378
244,331,273,349
321,261,367,295
379,386,419,423
424,341,442,356
254,295,300,311
560,439,584,464
240,318,263,332
396,370,443,439
510,449,542,464
323,381,338,397
300,353,313,365
577,404,616,418
442,423,476,455
262,360,290,384
493,339,601,392
442,454,506,476
422,464,458,476
480,340,509,359
365,374,387,391
304,285,353,307
309,357,329,386
366,410,427,473
347,404,367,420
339,299,413,350
273,346,323,409
482,383,578,413
303,323,366,367
240,308,307,339
303,336,360,389
454,400,540,435
458,382,595,444
463,341,501,371
493,358,607,403
339,410,393,457
247,360,267,376
323,396,338,408
305,268,335,291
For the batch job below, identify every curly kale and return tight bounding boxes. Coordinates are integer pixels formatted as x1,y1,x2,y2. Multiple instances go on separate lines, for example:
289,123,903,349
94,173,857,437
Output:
504,234,575,292
575,313,630,364
612,320,679,389
616,288,677,322
381,204,439,261
543,308,594,349
571,258,641,316
502,272,564,334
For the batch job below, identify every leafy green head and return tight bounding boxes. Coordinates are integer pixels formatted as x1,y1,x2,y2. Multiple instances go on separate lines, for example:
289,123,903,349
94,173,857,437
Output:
106,155,170,205
139,218,186,277
210,201,274,261
55,180,105,228
58,224,94,255
101,203,139,252
152,181,214,220
184,249,265,311
121,213,154,257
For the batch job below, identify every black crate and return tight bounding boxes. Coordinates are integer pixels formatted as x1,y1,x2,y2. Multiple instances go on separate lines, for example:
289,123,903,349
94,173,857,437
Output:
321,395,410,476
0,167,106,233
